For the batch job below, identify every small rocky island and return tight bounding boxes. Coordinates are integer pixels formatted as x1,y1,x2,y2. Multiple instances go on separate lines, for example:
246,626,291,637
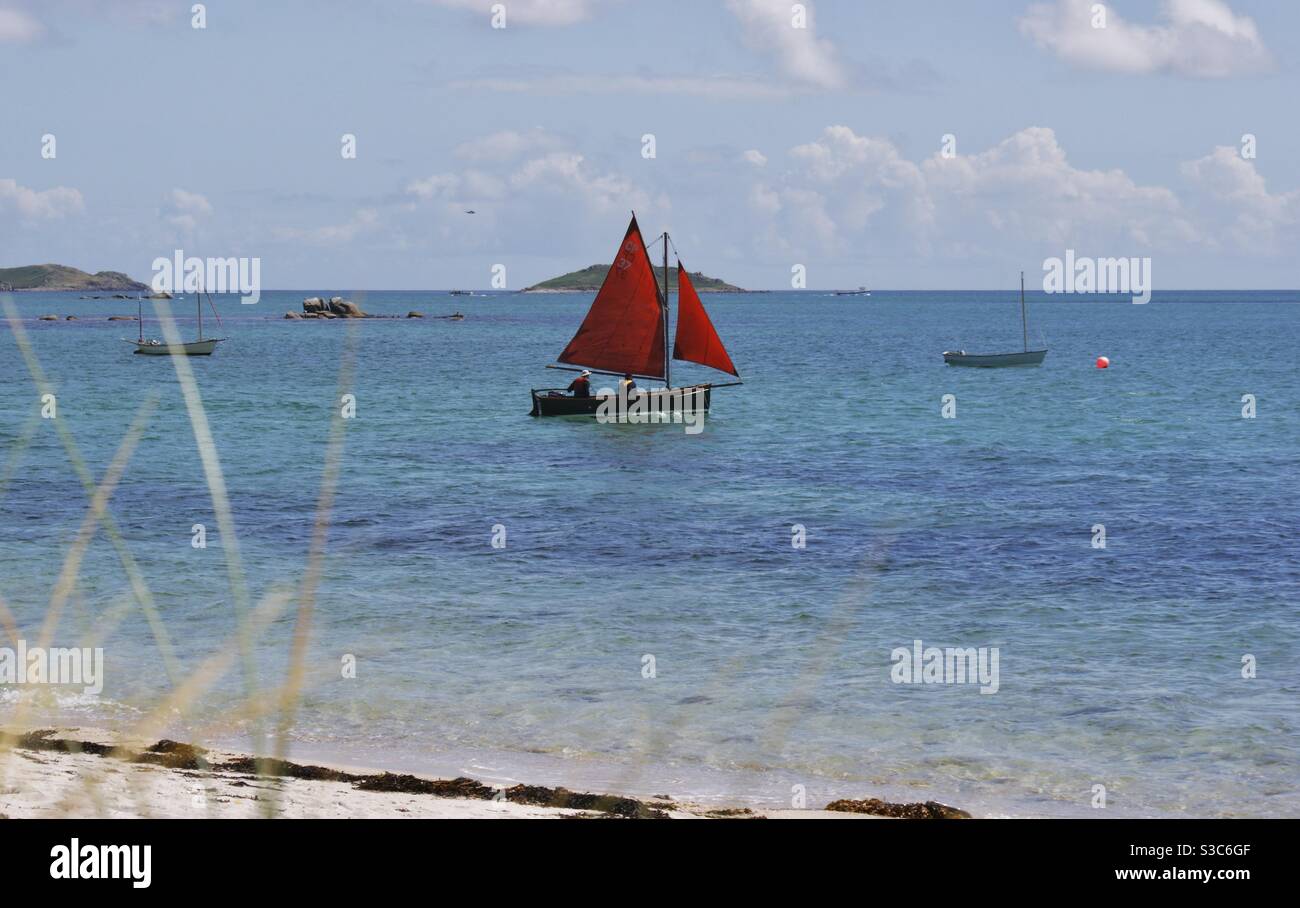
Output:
524,265,744,293
288,297,368,318
0,264,149,292
285,297,456,320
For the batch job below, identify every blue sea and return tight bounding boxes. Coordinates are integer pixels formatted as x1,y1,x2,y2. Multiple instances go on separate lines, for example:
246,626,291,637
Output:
1,288,1297,817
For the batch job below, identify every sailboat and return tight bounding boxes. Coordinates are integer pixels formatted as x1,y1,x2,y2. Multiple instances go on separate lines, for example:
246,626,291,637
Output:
126,291,224,356
943,272,1047,367
530,213,741,417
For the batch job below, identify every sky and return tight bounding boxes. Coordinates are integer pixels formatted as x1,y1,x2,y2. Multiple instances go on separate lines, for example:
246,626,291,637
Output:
1,0,1297,290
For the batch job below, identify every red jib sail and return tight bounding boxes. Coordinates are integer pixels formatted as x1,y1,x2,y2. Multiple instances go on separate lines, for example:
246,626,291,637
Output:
672,263,739,377
557,215,666,379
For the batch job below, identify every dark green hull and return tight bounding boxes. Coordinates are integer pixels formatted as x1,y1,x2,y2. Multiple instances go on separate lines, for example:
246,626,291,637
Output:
530,386,711,417
943,349,1047,368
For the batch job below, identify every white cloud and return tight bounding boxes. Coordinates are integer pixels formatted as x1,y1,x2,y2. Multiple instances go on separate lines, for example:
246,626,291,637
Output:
428,0,607,26
410,149,649,215
282,127,1299,284
922,127,1193,249
450,72,793,100
162,188,212,231
749,182,781,214
406,168,511,205
455,129,564,162
167,188,212,215
725,0,846,89
1019,0,1271,77
780,125,931,239
394,133,668,270
0,178,83,219
406,173,460,201
1181,147,1299,252
0,7,42,42
750,125,1217,260
507,151,650,215
275,208,381,246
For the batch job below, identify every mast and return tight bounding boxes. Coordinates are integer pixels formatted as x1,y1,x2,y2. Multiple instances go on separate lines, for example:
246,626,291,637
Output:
663,231,671,388
138,300,143,343
198,290,203,341
1020,271,1028,353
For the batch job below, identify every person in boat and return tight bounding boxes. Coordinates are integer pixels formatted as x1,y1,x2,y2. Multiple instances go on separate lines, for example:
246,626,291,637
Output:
620,373,637,395
567,369,592,398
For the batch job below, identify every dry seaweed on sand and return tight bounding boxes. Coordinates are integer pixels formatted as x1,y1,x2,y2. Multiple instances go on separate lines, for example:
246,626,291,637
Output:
500,784,668,819
700,807,757,818
352,774,667,819
10,729,114,757
352,774,494,798
824,798,971,819
214,756,358,783
135,740,211,770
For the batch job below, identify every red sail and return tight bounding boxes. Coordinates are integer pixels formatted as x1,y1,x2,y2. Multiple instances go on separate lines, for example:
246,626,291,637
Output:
557,215,665,379
672,263,738,377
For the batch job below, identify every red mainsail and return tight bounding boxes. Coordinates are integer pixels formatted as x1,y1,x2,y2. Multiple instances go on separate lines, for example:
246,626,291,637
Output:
672,263,738,377
557,215,666,379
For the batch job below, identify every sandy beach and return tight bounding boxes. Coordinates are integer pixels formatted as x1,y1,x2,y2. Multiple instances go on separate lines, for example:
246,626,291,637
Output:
0,727,974,820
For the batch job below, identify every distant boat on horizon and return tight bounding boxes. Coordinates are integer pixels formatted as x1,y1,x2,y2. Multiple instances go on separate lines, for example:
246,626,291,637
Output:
943,272,1047,368
835,286,871,296
125,293,224,356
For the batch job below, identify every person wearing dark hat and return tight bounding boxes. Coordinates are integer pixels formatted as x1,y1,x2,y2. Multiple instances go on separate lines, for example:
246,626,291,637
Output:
620,372,637,395
567,369,592,398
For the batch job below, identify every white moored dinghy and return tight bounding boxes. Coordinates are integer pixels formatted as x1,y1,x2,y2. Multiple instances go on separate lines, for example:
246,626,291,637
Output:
126,292,224,356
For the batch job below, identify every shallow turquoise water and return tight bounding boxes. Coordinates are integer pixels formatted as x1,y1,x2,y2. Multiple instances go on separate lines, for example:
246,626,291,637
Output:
1,288,1297,816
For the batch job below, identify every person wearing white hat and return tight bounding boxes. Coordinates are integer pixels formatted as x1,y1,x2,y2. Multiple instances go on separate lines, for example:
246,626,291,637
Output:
567,369,592,398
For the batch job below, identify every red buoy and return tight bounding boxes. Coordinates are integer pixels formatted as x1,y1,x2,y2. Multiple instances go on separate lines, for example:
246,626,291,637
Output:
1096,356,1110,369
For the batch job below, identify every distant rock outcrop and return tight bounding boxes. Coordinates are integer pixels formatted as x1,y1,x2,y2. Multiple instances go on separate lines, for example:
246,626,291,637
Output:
300,296,367,318
288,298,460,322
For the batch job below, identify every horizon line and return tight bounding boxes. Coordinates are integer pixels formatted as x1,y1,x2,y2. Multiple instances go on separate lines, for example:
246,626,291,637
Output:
144,287,1300,294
